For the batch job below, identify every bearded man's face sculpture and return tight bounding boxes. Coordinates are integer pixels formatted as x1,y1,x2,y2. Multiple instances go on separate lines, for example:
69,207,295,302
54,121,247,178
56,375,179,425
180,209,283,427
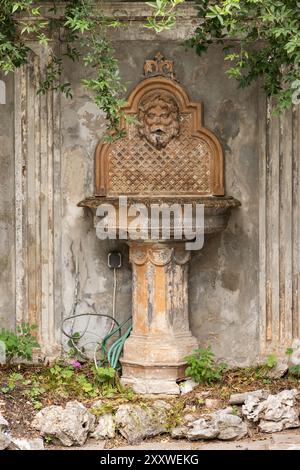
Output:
137,92,180,149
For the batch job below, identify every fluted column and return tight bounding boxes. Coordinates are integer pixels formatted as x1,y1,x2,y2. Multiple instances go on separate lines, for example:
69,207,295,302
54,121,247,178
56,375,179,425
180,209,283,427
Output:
120,241,198,394
259,98,300,357
14,46,62,359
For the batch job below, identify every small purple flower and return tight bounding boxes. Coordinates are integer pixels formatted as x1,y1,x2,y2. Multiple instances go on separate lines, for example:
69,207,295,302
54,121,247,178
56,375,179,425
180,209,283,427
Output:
70,360,81,369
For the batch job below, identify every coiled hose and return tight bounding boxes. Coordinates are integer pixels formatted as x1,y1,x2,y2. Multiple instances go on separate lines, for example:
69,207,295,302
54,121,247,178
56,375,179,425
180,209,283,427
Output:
102,317,132,370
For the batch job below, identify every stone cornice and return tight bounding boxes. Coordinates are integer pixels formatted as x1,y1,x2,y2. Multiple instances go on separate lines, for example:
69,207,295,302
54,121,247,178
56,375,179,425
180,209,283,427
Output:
18,2,198,20
17,1,199,41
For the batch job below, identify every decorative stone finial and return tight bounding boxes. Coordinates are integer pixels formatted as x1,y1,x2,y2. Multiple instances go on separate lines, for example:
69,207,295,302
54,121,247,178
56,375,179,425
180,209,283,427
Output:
143,52,177,81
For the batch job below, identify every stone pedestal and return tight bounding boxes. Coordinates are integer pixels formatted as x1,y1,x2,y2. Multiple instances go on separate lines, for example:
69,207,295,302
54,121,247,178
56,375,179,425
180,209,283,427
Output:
120,242,198,394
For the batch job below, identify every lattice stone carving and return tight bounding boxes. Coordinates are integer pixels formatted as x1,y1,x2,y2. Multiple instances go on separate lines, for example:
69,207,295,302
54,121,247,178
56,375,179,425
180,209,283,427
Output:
108,115,211,194
94,57,224,196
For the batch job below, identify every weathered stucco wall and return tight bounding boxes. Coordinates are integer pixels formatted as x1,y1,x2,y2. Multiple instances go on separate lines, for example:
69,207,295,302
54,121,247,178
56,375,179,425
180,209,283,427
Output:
60,57,133,353
1,2,299,366
0,73,15,330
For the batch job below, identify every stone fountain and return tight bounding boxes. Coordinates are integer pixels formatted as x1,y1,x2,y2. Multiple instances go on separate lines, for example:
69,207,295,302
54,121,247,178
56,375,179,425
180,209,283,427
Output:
79,53,240,394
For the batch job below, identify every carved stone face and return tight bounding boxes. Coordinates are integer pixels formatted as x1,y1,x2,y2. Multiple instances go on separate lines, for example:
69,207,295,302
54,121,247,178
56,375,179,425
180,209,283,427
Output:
138,92,180,149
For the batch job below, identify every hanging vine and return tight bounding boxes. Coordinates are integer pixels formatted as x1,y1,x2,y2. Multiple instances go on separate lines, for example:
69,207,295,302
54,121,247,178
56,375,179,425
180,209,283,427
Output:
0,1,137,138
186,0,300,111
148,0,300,111
1,1,300,130
0,1,186,137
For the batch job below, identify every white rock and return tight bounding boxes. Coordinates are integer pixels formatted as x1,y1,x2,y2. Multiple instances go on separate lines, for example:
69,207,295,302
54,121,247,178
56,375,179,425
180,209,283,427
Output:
212,408,248,440
91,400,103,409
213,406,234,416
183,413,199,423
267,359,289,379
0,431,11,450
171,425,188,439
205,399,222,409
229,390,268,406
260,389,300,430
186,407,248,441
170,406,250,442
0,414,9,430
0,413,10,450
32,401,96,446
179,379,198,395
10,437,44,450
258,420,284,433
242,393,269,422
115,400,170,444
243,389,300,433
91,413,115,439
187,418,219,440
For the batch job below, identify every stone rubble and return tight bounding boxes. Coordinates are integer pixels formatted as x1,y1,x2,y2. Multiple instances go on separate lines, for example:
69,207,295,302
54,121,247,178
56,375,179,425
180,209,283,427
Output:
0,414,9,429
204,398,223,410
258,390,300,433
0,413,11,450
0,432,10,450
10,437,45,450
91,413,116,440
229,389,269,406
241,391,270,422
267,359,289,379
242,389,300,433
173,407,248,441
115,400,171,444
211,408,248,440
32,401,96,446
179,379,198,395
187,417,219,440
9,388,296,447
171,425,189,439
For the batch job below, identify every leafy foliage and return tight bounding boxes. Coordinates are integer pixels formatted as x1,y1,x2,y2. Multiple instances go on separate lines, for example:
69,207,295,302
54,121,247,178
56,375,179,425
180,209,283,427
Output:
185,346,227,384
285,347,300,377
1,372,24,394
0,323,39,362
44,361,96,398
1,371,45,409
0,359,135,411
146,0,185,32
286,347,294,357
0,1,188,134
25,382,45,409
92,365,117,397
1,0,300,127
0,1,126,135
186,0,300,111
93,366,116,386
288,365,300,377
265,353,277,369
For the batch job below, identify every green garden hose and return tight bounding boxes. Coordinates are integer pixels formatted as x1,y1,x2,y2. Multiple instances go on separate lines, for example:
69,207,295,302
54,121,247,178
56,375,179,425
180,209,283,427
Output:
101,317,132,369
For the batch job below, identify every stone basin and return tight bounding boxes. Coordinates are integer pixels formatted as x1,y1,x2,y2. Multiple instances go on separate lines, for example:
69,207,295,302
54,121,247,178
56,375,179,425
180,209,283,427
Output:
78,195,240,238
